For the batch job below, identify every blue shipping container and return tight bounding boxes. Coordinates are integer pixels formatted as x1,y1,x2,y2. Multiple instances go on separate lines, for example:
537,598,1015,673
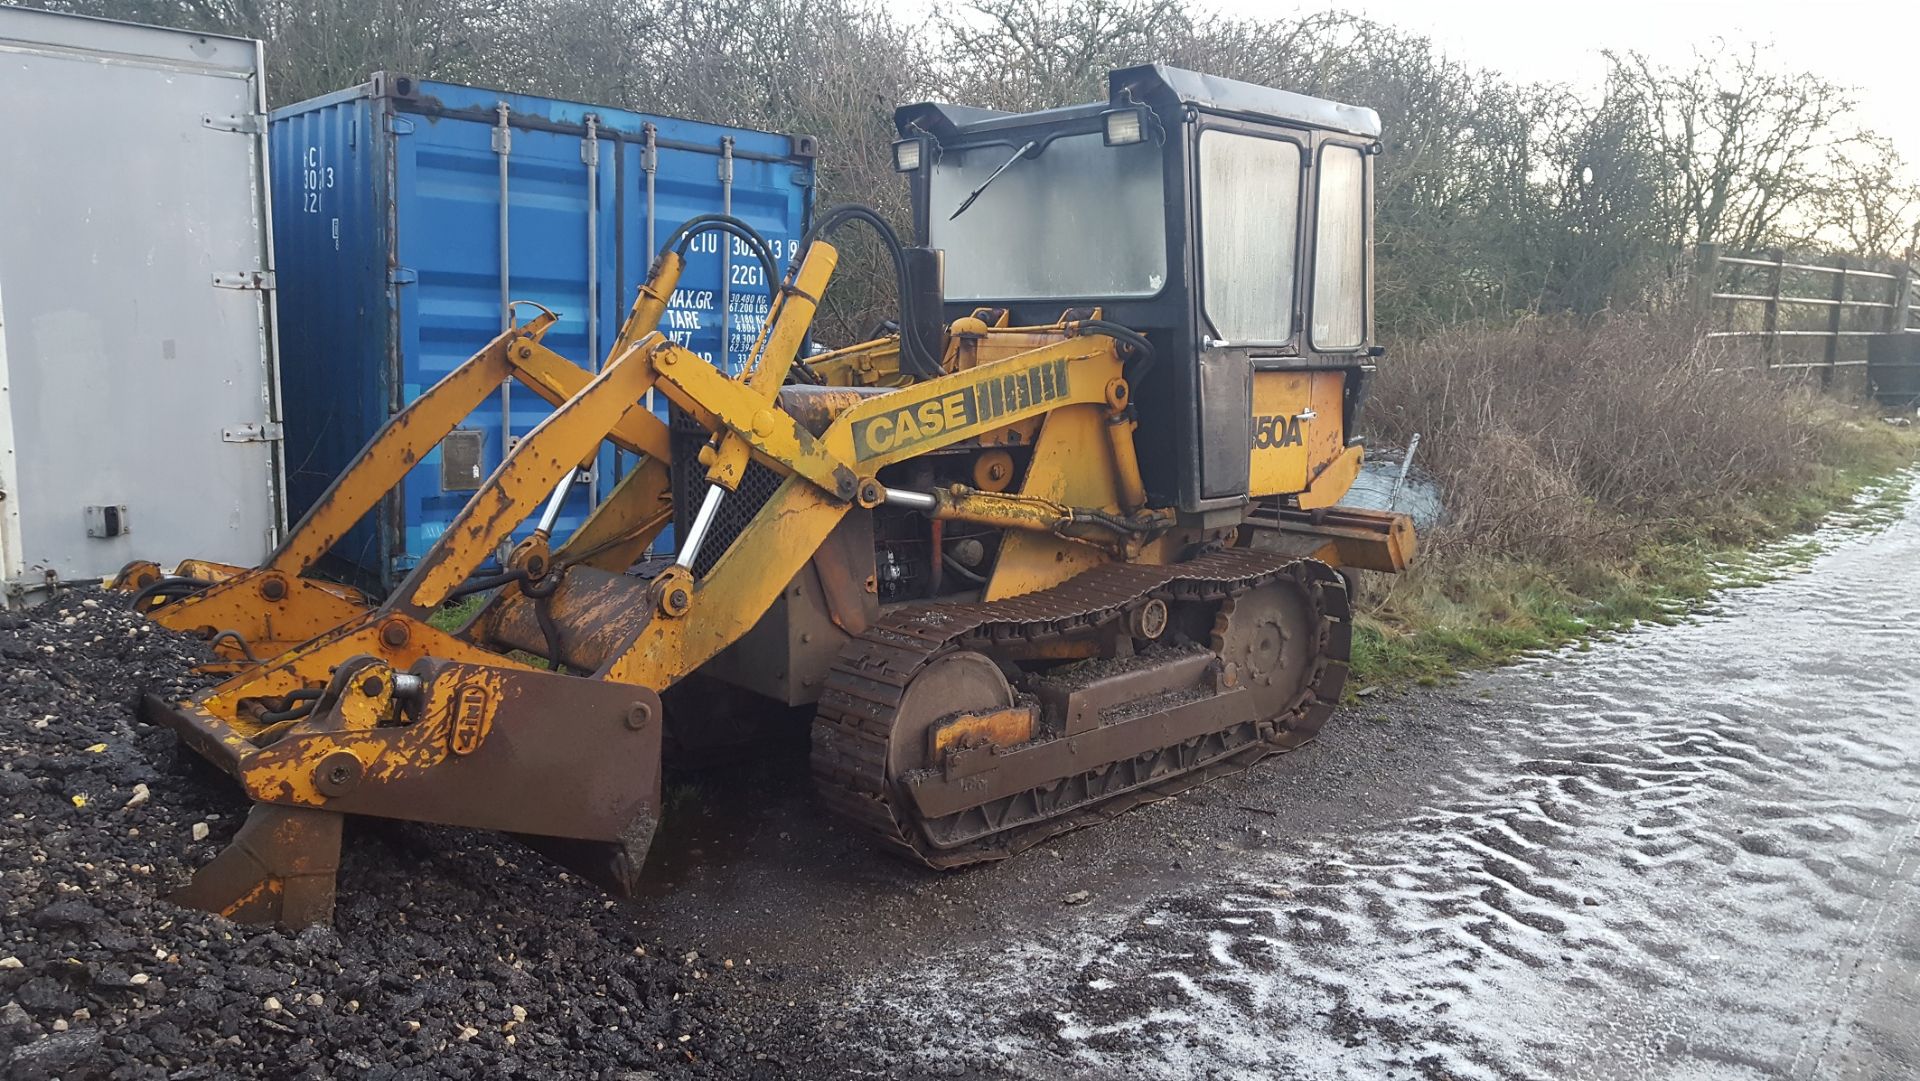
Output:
269,73,815,591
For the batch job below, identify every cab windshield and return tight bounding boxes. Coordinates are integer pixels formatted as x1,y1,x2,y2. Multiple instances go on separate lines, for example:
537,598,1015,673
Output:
928,131,1166,302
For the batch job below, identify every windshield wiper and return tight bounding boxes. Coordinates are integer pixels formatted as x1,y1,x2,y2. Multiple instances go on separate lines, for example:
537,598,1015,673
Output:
948,140,1038,221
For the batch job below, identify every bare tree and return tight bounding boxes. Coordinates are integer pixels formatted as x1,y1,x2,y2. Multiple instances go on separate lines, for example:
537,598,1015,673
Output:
1609,45,1858,253
940,0,1190,111
1797,135,1920,260
1534,74,1669,313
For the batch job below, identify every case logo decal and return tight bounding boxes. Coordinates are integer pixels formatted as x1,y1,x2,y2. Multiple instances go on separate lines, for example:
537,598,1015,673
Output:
852,358,1070,460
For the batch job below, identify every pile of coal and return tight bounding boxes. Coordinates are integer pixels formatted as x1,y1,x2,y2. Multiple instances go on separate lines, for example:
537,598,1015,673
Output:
0,591,842,1080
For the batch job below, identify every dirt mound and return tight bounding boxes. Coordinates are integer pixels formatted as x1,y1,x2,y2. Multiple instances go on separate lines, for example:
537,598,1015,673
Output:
0,591,847,1080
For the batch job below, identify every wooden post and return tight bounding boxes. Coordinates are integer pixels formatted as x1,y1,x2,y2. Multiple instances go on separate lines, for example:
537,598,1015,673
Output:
1763,248,1784,371
1692,242,1722,322
1892,263,1915,334
1823,256,1847,388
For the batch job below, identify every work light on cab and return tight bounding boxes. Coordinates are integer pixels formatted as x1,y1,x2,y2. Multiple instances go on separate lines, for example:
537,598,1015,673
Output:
892,137,926,172
1101,106,1148,146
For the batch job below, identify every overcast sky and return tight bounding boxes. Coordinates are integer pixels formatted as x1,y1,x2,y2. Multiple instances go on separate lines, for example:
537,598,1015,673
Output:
1233,0,1918,167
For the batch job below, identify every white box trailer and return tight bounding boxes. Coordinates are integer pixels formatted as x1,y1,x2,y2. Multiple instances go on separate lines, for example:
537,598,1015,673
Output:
0,6,284,607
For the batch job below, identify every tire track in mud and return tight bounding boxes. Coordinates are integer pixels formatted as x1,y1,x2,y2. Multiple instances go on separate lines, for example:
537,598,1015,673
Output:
1786,781,1920,1080
848,479,1920,1080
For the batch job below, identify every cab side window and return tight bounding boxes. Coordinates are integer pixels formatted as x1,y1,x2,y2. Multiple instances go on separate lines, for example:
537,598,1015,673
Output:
1311,144,1367,350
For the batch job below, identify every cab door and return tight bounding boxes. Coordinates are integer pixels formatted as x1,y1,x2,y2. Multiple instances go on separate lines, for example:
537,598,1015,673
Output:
1191,123,1307,506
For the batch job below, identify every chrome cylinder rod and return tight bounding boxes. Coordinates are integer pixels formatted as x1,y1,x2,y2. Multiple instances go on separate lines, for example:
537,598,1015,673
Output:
675,484,726,569
881,487,938,511
535,468,578,537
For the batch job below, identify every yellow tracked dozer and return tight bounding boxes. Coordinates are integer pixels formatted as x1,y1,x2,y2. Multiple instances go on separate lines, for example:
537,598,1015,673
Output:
124,65,1414,924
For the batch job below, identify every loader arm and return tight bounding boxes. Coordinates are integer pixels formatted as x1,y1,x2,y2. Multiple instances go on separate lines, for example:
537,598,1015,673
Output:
137,240,842,923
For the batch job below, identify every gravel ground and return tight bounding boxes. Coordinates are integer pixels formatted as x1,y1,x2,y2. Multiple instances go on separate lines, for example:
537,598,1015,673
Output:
0,594,855,1080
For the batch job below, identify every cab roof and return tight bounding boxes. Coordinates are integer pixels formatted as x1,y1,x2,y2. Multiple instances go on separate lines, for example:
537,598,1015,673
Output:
896,64,1382,142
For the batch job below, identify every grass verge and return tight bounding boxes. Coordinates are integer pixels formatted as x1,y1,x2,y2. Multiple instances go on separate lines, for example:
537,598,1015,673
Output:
1351,454,1917,689
1349,313,1920,691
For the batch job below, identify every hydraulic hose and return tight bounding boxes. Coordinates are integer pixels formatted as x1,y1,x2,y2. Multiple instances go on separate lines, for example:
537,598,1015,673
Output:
129,575,214,612
204,629,261,664
445,565,569,669
255,688,324,725
658,213,780,299
1072,319,1157,383
445,568,528,601
942,553,988,586
796,204,945,381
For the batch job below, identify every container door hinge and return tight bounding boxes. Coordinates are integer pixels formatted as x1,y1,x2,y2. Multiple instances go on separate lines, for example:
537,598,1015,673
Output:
223,422,285,443
212,270,276,291
581,117,601,166
389,267,418,285
202,112,265,135
492,104,512,154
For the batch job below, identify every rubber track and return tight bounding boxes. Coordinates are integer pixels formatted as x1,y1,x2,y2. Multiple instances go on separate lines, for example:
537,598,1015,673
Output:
810,548,1350,867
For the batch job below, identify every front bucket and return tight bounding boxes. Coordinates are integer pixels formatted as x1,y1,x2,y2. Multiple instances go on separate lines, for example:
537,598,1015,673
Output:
147,652,666,925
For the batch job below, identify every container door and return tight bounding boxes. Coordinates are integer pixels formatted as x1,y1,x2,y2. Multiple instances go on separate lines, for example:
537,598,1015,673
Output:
0,11,282,602
268,95,392,589
390,108,607,581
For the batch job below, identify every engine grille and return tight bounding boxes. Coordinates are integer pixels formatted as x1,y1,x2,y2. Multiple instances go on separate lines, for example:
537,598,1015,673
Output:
669,405,785,577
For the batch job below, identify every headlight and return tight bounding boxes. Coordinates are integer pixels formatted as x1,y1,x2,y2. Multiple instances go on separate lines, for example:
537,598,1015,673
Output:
1101,107,1147,146
892,138,925,172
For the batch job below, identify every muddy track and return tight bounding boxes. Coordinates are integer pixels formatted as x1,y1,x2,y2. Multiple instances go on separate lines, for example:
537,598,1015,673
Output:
812,550,1346,866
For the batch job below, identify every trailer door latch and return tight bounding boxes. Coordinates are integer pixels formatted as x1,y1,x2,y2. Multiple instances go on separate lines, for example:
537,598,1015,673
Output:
223,422,285,443
202,112,265,135
212,271,277,291
85,504,130,538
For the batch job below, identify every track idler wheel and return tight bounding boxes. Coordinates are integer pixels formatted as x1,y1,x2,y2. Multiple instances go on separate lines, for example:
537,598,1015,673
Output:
167,804,344,926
